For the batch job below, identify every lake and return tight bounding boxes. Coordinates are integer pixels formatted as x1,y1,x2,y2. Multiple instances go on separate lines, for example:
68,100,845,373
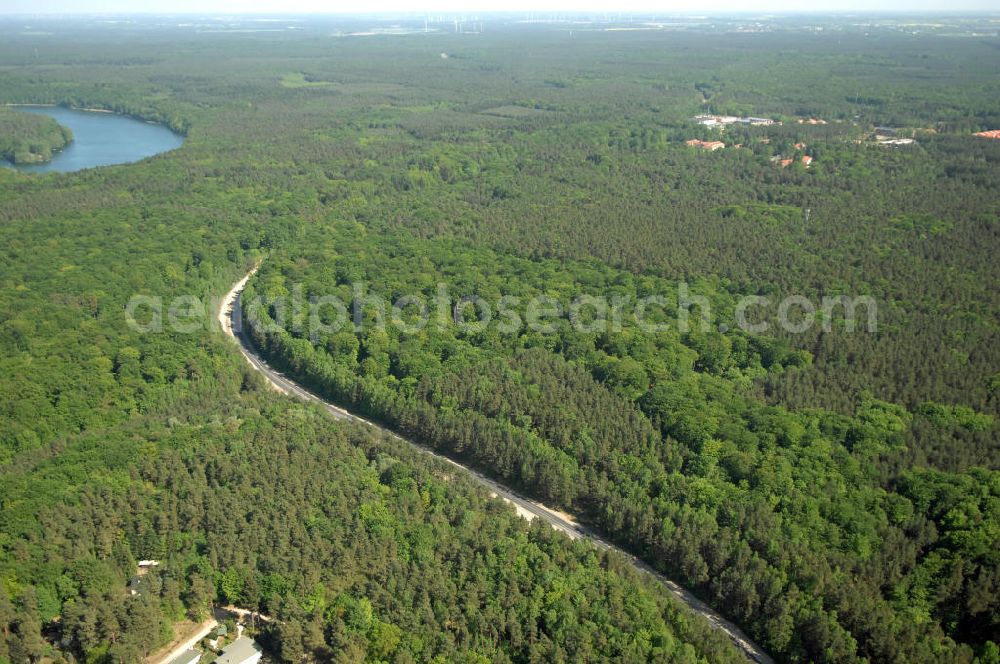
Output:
2,106,184,173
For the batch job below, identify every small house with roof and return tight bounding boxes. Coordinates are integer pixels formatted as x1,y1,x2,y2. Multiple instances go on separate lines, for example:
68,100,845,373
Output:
215,636,263,664
208,624,229,650
168,649,202,664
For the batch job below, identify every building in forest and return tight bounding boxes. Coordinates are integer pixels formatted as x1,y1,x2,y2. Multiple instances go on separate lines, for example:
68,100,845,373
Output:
215,636,263,664
685,139,725,150
875,136,915,146
168,649,202,664
209,624,229,650
693,114,777,127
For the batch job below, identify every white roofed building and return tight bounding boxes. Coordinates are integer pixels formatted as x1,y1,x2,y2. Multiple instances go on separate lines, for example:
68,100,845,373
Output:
215,636,263,664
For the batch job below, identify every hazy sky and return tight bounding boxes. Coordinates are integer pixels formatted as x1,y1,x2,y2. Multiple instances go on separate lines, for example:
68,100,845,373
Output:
3,0,998,12
4,0,999,14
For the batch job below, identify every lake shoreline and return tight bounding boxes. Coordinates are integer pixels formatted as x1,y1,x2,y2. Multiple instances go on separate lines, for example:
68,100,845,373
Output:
5,103,114,114
2,103,184,133
1,105,184,173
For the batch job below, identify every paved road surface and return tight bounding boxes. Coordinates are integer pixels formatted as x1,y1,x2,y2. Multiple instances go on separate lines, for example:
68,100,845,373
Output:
219,268,774,664
148,617,217,664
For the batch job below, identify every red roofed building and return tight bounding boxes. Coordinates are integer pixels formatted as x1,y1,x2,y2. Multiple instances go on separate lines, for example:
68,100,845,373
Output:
974,130,1000,139
801,155,813,167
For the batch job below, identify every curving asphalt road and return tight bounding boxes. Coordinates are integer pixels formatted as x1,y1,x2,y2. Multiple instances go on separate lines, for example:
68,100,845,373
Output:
218,268,774,664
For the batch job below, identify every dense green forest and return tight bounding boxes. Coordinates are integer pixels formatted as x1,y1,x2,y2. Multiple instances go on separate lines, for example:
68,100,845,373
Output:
3,360,744,663
0,13,997,664
0,108,72,164
243,224,999,663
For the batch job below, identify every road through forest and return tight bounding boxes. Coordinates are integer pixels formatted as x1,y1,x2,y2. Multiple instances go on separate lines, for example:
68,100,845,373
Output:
218,267,774,664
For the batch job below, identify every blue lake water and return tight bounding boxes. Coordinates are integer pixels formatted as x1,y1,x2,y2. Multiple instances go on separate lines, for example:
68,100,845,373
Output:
2,106,184,173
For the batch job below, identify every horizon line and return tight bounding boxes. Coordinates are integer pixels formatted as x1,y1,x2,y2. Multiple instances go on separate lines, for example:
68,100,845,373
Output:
3,9,1000,15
